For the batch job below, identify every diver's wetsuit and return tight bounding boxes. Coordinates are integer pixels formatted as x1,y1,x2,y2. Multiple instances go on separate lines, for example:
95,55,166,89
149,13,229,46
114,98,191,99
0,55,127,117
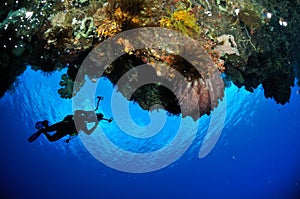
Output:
42,116,77,142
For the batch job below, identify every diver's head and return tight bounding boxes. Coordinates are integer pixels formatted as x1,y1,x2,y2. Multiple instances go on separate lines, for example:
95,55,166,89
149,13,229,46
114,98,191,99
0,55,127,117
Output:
96,113,104,120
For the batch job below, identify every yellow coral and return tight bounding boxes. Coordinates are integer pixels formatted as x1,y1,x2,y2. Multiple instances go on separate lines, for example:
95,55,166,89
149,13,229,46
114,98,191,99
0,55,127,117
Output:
158,17,172,27
159,8,200,36
174,10,199,31
172,10,189,21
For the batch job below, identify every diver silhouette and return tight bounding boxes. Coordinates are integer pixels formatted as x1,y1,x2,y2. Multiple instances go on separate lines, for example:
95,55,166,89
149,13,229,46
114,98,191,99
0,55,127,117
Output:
28,96,113,143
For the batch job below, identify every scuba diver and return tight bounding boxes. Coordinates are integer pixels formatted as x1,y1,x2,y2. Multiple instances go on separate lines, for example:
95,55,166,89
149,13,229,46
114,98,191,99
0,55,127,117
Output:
28,96,113,143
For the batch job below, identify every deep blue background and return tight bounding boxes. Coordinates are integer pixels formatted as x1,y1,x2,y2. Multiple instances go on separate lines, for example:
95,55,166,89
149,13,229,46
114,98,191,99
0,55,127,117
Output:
0,68,299,199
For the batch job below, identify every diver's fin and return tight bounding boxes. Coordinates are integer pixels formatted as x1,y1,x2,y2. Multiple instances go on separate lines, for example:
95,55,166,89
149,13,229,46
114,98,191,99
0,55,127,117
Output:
28,130,43,142
35,120,48,130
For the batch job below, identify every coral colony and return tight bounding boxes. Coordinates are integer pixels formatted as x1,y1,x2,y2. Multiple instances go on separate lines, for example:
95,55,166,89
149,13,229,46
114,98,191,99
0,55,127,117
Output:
1,0,300,120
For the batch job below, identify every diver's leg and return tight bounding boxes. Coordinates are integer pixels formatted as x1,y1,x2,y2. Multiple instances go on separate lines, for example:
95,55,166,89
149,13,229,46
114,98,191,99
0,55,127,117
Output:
43,131,67,142
44,122,64,132
28,128,46,142
42,120,49,127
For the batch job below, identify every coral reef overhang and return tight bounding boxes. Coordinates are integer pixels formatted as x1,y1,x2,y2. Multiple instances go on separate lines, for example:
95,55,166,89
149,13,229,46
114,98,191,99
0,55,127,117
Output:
93,52,225,120
75,25,225,120
1,0,300,120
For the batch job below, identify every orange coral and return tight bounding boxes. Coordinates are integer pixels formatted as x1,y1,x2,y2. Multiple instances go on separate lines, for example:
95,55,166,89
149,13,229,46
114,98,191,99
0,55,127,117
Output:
96,20,121,39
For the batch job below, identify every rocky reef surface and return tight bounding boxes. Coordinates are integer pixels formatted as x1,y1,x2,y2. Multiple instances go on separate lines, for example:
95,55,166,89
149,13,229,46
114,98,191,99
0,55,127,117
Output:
1,0,299,120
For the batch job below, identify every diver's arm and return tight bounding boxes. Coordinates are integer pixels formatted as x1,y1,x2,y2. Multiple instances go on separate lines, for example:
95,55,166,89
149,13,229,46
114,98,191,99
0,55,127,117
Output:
102,117,113,123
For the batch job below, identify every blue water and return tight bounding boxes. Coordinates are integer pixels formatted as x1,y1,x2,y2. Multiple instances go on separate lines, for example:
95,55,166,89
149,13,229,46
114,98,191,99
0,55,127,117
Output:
0,67,300,199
